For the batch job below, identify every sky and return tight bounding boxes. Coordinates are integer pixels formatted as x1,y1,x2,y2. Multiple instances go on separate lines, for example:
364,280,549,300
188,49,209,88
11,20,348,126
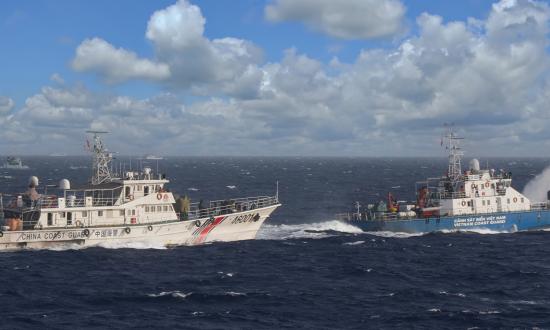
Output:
1,0,550,157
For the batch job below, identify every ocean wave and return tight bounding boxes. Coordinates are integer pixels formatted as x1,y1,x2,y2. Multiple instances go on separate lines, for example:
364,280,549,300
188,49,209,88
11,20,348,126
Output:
147,291,192,299
438,228,511,235
365,231,425,238
343,240,365,246
256,220,362,240
38,240,168,252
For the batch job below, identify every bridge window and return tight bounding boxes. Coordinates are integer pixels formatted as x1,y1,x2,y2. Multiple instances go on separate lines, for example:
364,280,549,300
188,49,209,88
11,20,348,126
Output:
125,186,131,197
145,206,150,212
82,211,88,217
47,213,53,226
157,206,162,212
98,210,103,217
144,186,150,196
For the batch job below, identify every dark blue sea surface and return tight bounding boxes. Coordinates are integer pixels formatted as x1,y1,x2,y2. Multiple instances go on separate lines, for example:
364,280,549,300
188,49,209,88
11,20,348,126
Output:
1,156,550,329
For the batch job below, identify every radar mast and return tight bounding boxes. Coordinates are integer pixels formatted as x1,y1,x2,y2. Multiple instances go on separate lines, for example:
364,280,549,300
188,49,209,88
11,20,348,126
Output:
87,131,113,185
443,123,464,187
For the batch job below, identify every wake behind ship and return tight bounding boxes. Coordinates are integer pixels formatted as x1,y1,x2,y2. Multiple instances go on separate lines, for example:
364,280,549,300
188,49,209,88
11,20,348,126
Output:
337,127,550,234
0,132,280,250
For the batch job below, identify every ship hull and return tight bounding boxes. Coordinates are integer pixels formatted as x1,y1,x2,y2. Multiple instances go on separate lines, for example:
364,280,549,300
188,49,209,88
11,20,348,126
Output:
0,204,279,251
348,210,550,234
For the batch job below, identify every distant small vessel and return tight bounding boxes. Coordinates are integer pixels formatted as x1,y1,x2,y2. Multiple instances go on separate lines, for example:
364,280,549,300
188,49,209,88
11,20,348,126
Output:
1,157,29,170
144,155,163,160
336,126,550,234
49,153,67,157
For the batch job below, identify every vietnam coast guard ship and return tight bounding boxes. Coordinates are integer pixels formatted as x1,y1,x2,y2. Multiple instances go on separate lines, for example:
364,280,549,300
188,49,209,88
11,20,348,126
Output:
337,128,550,233
0,132,280,250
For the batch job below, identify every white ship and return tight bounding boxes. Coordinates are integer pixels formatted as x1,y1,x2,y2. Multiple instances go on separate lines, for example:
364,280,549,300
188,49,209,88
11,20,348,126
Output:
0,132,280,250
144,155,164,160
1,157,29,170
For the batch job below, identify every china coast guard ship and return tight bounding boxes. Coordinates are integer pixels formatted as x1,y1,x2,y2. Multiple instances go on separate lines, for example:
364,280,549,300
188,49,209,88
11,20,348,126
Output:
337,128,550,233
0,132,280,250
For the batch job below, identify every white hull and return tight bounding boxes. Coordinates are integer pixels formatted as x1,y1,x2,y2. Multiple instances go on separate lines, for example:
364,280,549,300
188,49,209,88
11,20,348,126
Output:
1,165,29,170
0,204,279,251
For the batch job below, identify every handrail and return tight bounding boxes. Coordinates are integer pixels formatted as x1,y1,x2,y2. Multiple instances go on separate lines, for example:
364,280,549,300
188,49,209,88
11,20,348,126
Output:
184,195,278,220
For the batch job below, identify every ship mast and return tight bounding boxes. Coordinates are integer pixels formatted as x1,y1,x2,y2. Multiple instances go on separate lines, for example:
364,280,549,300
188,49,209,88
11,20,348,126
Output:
87,131,113,185
443,124,464,187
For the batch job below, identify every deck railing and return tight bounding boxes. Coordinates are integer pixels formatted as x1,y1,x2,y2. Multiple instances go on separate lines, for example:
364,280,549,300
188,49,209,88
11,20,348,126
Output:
183,195,279,220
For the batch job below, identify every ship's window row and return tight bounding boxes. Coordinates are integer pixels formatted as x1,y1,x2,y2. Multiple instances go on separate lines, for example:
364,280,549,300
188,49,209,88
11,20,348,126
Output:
125,185,163,197
144,205,174,213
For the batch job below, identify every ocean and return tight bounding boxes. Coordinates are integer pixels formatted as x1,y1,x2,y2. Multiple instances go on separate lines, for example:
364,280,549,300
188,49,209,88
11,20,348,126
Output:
1,156,550,329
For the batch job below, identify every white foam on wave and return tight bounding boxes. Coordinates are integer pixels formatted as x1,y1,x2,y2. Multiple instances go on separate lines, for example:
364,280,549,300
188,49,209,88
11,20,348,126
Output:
256,220,363,240
365,231,425,238
147,291,192,299
343,240,365,246
39,240,168,252
93,240,168,250
439,228,510,235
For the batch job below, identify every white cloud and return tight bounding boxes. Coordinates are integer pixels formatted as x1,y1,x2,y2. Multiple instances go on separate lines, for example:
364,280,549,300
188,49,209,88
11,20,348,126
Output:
145,0,264,95
50,73,65,84
71,38,171,83
71,0,263,97
265,0,406,39
0,96,14,114
31,0,550,156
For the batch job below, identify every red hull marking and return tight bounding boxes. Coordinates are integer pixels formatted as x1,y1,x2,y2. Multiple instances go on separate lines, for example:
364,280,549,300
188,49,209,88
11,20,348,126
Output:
197,216,226,243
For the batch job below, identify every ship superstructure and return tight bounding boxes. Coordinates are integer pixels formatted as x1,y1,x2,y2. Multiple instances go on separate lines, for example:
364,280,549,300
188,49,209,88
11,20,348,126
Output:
0,133,280,250
337,127,550,233
1,157,29,170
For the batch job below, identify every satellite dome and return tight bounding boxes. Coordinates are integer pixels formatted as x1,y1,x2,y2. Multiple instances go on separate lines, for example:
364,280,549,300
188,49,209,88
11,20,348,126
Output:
59,179,70,190
28,176,39,187
469,159,480,172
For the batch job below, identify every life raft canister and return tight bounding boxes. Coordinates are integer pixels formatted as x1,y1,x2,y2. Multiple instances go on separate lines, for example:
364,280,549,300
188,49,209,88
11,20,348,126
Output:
147,225,153,231
195,220,201,227
82,229,90,237
157,193,162,200
461,201,466,207
125,227,131,234
513,197,518,203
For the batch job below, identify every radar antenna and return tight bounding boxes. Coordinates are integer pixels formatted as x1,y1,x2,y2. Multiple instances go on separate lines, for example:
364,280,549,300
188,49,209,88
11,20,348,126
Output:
86,130,113,185
443,123,464,186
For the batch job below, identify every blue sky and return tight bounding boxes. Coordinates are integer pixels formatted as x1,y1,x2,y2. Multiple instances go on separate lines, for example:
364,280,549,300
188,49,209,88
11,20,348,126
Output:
1,0,550,156
1,0,495,102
